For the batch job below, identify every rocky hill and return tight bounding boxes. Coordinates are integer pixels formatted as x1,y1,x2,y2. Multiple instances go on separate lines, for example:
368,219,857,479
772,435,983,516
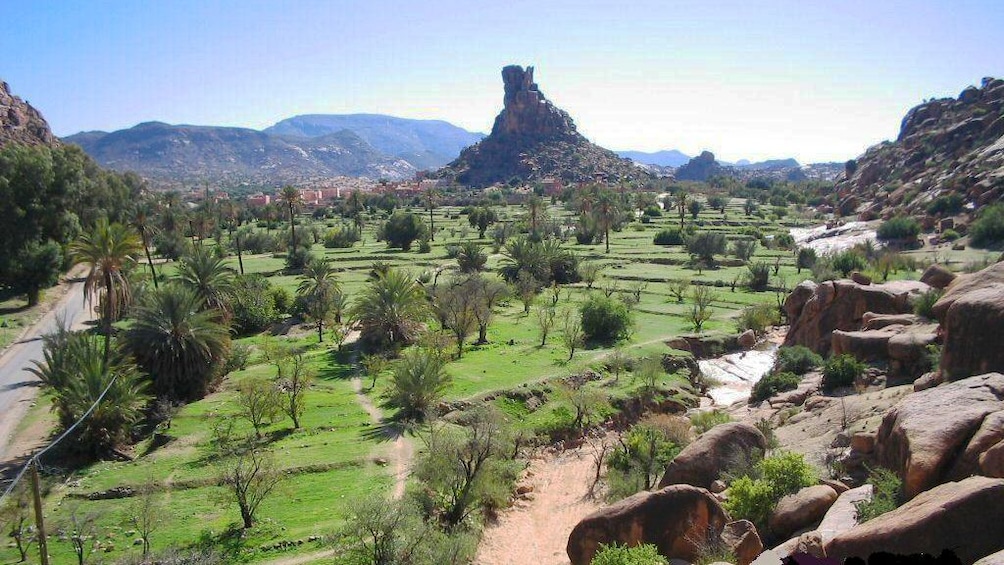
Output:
65,122,416,184
675,151,723,181
617,149,691,168
438,65,644,187
0,80,58,147
837,77,1004,217
265,114,484,170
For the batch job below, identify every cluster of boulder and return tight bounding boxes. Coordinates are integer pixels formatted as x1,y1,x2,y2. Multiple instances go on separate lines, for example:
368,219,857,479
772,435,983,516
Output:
566,259,1004,565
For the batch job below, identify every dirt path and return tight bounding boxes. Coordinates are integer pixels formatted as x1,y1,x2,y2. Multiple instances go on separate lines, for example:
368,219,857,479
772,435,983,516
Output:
350,376,412,500
474,444,605,565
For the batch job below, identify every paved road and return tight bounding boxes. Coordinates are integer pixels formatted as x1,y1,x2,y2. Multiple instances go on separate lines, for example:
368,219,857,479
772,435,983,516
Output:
0,278,93,461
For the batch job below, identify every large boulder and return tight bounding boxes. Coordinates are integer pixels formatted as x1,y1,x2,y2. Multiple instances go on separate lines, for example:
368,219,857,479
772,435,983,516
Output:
817,484,873,545
767,485,838,540
825,476,1004,564
830,321,938,381
979,440,1004,478
784,279,927,355
933,261,1004,379
874,373,1004,498
658,422,768,489
920,264,957,289
566,485,728,565
721,520,763,565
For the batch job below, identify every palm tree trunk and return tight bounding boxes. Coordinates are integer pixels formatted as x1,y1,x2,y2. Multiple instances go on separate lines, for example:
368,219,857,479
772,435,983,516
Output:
317,321,324,343
288,204,296,250
605,225,610,254
141,229,158,289
103,272,113,368
429,205,435,241
234,231,245,275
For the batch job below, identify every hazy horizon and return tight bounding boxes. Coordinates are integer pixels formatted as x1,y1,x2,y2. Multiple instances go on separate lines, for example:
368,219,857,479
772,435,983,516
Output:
3,0,1002,164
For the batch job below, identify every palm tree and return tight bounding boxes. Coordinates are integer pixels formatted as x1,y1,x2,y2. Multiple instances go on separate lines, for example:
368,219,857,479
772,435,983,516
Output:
349,268,430,350
70,219,143,364
424,188,439,241
124,285,231,401
130,202,160,289
222,201,246,275
297,258,340,342
346,190,365,230
30,327,149,454
279,185,301,249
595,191,618,254
676,192,688,229
387,347,451,421
176,245,236,314
525,195,545,236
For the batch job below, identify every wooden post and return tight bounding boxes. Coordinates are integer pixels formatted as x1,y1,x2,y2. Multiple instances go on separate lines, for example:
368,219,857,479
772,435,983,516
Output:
29,461,49,565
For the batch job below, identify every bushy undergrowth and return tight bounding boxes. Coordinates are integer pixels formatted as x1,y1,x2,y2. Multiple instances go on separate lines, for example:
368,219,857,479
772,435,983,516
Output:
877,216,920,242
690,410,731,434
854,467,903,522
736,302,780,337
775,346,823,375
914,288,944,319
751,371,800,403
822,354,865,391
653,228,684,245
591,543,668,565
723,452,816,534
580,294,633,344
970,203,1004,248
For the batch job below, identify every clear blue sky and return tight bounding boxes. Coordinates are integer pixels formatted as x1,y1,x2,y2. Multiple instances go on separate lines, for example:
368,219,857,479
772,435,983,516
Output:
3,0,1002,163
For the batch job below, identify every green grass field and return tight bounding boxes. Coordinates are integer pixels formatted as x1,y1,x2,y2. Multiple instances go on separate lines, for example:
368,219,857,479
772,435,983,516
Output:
6,196,980,564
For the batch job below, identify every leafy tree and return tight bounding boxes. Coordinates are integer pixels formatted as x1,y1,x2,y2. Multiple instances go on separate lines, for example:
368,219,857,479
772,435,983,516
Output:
30,328,149,453
580,294,633,343
0,484,31,562
350,268,430,350
380,211,428,251
467,274,509,344
707,194,728,213
535,304,557,346
744,198,757,216
176,245,235,314
832,250,867,276
667,279,690,303
685,232,727,264
595,190,619,254
822,354,864,390
608,416,683,497
5,239,62,306
70,218,143,363
513,269,539,314
732,239,758,262
468,206,498,238
230,274,280,335
688,285,715,332
433,277,479,358
124,285,231,401
796,247,817,273
387,347,451,421
688,199,704,219
525,194,546,235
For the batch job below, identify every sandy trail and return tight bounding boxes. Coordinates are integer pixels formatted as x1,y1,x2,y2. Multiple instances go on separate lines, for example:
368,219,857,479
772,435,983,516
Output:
350,375,412,500
475,444,605,565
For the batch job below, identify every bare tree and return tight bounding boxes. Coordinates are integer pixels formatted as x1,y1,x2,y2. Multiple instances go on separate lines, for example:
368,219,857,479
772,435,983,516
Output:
278,353,313,429
59,506,100,565
535,305,557,347
124,478,162,557
585,434,612,498
236,377,280,438
1,484,31,562
361,353,390,391
513,270,538,314
560,309,584,361
434,279,478,358
468,275,509,345
216,435,284,529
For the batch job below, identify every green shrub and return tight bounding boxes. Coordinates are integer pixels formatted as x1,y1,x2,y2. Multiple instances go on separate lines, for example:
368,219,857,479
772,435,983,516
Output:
380,211,428,251
642,205,663,217
877,216,921,242
417,238,432,253
230,274,279,335
653,228,684,245
580,294,633,343
736,303,780,337
940,229,960,241
723,452,816,532
591,543,668,565
855,467,903,522
970,203,1004,248
751,371,800,402
690,410,731,434
926,194,963,216
914,288,944,319
322,225,360,248
831,250,867,276
686,232,728,262
796,247,817,272
822,354,865,390
775,346,823,375
745,261,771,291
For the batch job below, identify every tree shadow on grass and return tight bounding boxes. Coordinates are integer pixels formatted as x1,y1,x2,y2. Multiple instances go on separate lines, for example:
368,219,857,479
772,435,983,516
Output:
360,420,406,444
194,524,247,560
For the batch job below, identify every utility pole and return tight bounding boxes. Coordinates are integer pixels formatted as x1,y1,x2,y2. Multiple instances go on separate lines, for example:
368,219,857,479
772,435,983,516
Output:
29,460,49,565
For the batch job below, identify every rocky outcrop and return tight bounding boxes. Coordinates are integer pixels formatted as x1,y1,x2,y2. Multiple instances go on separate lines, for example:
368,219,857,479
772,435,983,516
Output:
0,80,58,147
831,315,939,382
767,485,838,540
825,476,1004,564
439,65,644,187
675,151,723,181
933,261,1004,379
834,77,1004,219
566,485,728,565
920,264,957,290
658,422,768,489
873,373,1004,498
784,279,928,355
817,484,873,545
